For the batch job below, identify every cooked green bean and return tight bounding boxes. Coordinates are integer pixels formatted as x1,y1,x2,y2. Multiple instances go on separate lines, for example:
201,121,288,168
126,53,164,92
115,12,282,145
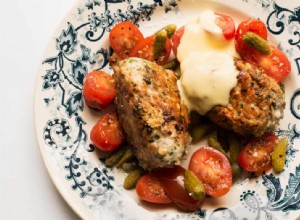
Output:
153,29,167,59
116,147,135,169
192,123,215,143
272,137,288,172
190,111,202,127
155,24,177,38
105,146,127,168
231,162,242,179
228,134,241,163
216,128,229,152
207,133,228,157
123,169,143,189
184,170,206,200
122,160,139,173
162,58,179,71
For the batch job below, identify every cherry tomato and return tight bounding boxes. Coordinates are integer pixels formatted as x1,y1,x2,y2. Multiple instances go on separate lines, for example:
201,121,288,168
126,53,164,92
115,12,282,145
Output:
155,166,203,211
189,147,232,197
83,70,116,110
129,35,172,65
235,19,290,82
171,26,185,56
90,112,125,152
215,12,235,40
238,132,278,172
136,173,172,204
109,21,144,59
235,19,268,55
242,45,291,83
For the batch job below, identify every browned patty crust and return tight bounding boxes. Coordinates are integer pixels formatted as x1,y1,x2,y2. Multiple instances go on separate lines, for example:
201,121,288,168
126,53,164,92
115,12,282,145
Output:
113,58,191,170
207,59,285,136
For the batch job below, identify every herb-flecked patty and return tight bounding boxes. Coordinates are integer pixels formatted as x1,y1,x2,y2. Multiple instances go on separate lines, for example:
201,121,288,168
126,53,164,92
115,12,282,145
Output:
207,59,285,136
112,58,191,170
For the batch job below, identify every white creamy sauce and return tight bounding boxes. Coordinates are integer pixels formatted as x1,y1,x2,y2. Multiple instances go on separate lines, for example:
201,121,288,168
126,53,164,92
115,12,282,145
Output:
177,10,239,115
181,52,239,115
200,10,223,38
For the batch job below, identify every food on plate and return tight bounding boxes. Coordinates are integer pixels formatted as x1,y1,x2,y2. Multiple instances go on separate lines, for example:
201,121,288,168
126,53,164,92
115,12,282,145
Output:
175,13,286,136
109,23,173,66
82,8,291,212
184,170,206,200
90,111,125,152
201,10,235,40
104,145,128,167
112,57,190,170
238,132,278,172
235,18,268,55
154,24,177,39
153,166,204,211
191,121,215,143
109,21,144,59
206,59,285,136
123,168,144,189
83,70,116,110
128,33,172,65
271,136,288,172
136,172,173,204
242,31,271,55
115,147,135,169
189,146,232,197
235,18,291,82
180,52,239,115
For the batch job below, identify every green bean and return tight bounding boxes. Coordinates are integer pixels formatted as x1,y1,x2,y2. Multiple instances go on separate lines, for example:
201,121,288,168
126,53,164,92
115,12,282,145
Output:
216,128,229,152
207,133,228,157
272,137,288,172
122,160,139,173
228,133,242,163
231,162,242,179
153,29,167,59
123,169,143,189
190,111,202,127
105,146,127,168
155,24,177,38
184,170,206,200
191,123,215,143
162,58,179,71
116,147,135,169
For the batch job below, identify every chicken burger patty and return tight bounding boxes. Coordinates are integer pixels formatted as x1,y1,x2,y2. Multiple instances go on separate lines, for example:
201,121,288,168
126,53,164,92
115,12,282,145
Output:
207,59,285,137
112,58,191,170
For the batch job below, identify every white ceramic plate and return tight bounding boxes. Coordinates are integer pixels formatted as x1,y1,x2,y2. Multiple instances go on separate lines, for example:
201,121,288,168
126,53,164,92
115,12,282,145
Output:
35,0,300,219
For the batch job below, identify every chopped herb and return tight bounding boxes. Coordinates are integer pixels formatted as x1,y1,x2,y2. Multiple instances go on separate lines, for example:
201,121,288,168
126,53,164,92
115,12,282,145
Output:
144,65,151,72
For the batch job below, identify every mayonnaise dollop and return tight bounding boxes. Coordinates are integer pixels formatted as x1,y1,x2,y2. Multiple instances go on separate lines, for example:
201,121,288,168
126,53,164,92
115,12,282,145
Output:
180,52,239,115
177,10,239,115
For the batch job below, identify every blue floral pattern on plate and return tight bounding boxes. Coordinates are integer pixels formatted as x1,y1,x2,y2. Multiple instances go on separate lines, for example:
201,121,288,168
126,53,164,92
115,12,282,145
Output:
35,0,300,219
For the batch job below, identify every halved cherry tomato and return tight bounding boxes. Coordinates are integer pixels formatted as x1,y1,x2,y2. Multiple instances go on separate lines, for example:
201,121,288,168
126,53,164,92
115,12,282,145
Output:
189,147,232,197
83,70,116,110
242,45,291,82
215,12,235,40
136,173,172,204
129,35,171,65
155,166,203,211
90,112,125,152
235,19,290,82
238,132,278,172
109,22,144,59
171,26,185,56
235,19,268,55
